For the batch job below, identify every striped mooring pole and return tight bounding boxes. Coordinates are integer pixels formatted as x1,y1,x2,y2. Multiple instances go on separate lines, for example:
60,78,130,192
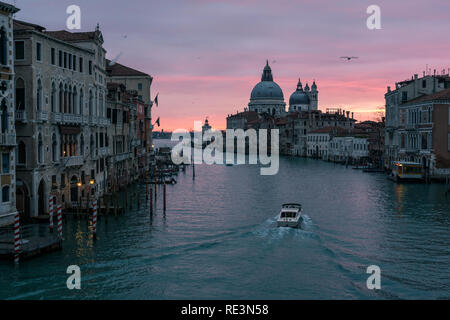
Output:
48,196,54,232
92,198,98,240
14,212,21,264
57,204,63,239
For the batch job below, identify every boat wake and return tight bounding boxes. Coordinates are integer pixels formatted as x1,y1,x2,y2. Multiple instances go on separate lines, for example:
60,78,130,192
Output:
252,214,317,242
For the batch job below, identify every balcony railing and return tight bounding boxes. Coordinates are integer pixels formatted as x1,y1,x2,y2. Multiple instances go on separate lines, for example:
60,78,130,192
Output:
89,115,98,126
15,110,27,122
113,152,131,162
51,112,62,123
99,117,110,127
62,113,83,124
98,147,109,157
0,133,16,146
62,156,84,167
36,111,48,122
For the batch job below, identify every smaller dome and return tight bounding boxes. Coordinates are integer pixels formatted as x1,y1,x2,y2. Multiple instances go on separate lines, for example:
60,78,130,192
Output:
289,78,310,105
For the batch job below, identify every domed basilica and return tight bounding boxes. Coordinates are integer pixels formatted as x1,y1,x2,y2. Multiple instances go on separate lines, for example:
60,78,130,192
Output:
248,61,318,115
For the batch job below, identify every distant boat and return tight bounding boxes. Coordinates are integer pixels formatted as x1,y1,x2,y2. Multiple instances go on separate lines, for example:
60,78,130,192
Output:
277,203,302,228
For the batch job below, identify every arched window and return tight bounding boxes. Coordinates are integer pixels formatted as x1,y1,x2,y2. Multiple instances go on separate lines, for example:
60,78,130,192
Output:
59,83,63,113
89,90,93,116
99,92,103,117
2,185,9,202
52,134,57,162
80,134,84,156
38,133,43,163
64,84,68,113
79,89,84,115
68,85,72,113
73,86,77,114
51,82,56,112
37,79,43,111
0,27,7,65
18,141,26,165
1,99,7,133
16,78,25,110
90,135,94,158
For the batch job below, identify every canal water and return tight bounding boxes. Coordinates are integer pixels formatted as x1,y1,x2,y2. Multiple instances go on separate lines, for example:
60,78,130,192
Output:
1,140,449,299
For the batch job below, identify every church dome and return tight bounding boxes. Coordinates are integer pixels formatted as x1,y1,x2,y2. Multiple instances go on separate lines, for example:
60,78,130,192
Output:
289,78,310,105
250,61,284,100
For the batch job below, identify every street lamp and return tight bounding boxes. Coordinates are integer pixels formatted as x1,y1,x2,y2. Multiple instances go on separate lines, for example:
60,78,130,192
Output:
77,181,82,217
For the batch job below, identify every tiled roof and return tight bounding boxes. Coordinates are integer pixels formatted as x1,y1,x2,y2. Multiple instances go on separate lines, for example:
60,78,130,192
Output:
13,19,45,32
404,87,450,105
45,30,96,42
106,59,151,77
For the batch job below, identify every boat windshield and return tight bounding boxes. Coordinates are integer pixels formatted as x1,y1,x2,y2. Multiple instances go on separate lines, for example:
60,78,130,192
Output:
280,211,297,218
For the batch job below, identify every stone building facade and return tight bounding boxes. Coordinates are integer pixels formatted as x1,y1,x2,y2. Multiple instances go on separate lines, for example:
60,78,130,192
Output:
13,19,109,219
0,2,19,226
384,72,450,170
106,60,153,163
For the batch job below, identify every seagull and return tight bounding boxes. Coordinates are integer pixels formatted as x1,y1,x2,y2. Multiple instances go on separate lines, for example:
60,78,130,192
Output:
340,56,359,61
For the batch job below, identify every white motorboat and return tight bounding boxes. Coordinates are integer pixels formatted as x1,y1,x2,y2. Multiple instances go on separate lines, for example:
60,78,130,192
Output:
277,203,302,228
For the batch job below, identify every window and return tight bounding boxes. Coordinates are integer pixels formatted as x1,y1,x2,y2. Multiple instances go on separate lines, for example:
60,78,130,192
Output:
73,55,76,70
52,134,58,162
448,133,450,151
38,133,43,163
402,91,408,103
138,83,142,90
51,48,55,65
36,42,42,61
89,60,92,74
18,141,26,165
1,153,9,173
52,175,57,190
15,78,25,110
15,41,25,60
79,57,83,72
51,82,56,112
61,174,65,188
58,50,63,67
422,80,426,88
0,27,7,65
36,79,42,110
68,53,72,69
64,52,67,68
2,186,9,202
1,99,7,133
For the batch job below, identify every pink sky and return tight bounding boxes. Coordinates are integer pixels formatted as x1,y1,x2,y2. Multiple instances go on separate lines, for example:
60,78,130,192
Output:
14,0,450,130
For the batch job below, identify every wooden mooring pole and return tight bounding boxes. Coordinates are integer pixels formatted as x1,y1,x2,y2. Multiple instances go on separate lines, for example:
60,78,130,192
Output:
163,181,166,212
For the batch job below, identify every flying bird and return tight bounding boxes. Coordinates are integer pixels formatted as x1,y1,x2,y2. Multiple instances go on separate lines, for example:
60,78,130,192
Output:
340,56,359,61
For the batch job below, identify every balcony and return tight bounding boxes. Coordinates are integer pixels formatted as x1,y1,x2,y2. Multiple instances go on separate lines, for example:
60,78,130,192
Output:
36,111,48,122
98,117,110,127
113,152,131,162
62,156,84,167
62,113,83,124
15,110,27,123
51,112,62,123
98,147,109,157
0,133,16,146
89,115,98,126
